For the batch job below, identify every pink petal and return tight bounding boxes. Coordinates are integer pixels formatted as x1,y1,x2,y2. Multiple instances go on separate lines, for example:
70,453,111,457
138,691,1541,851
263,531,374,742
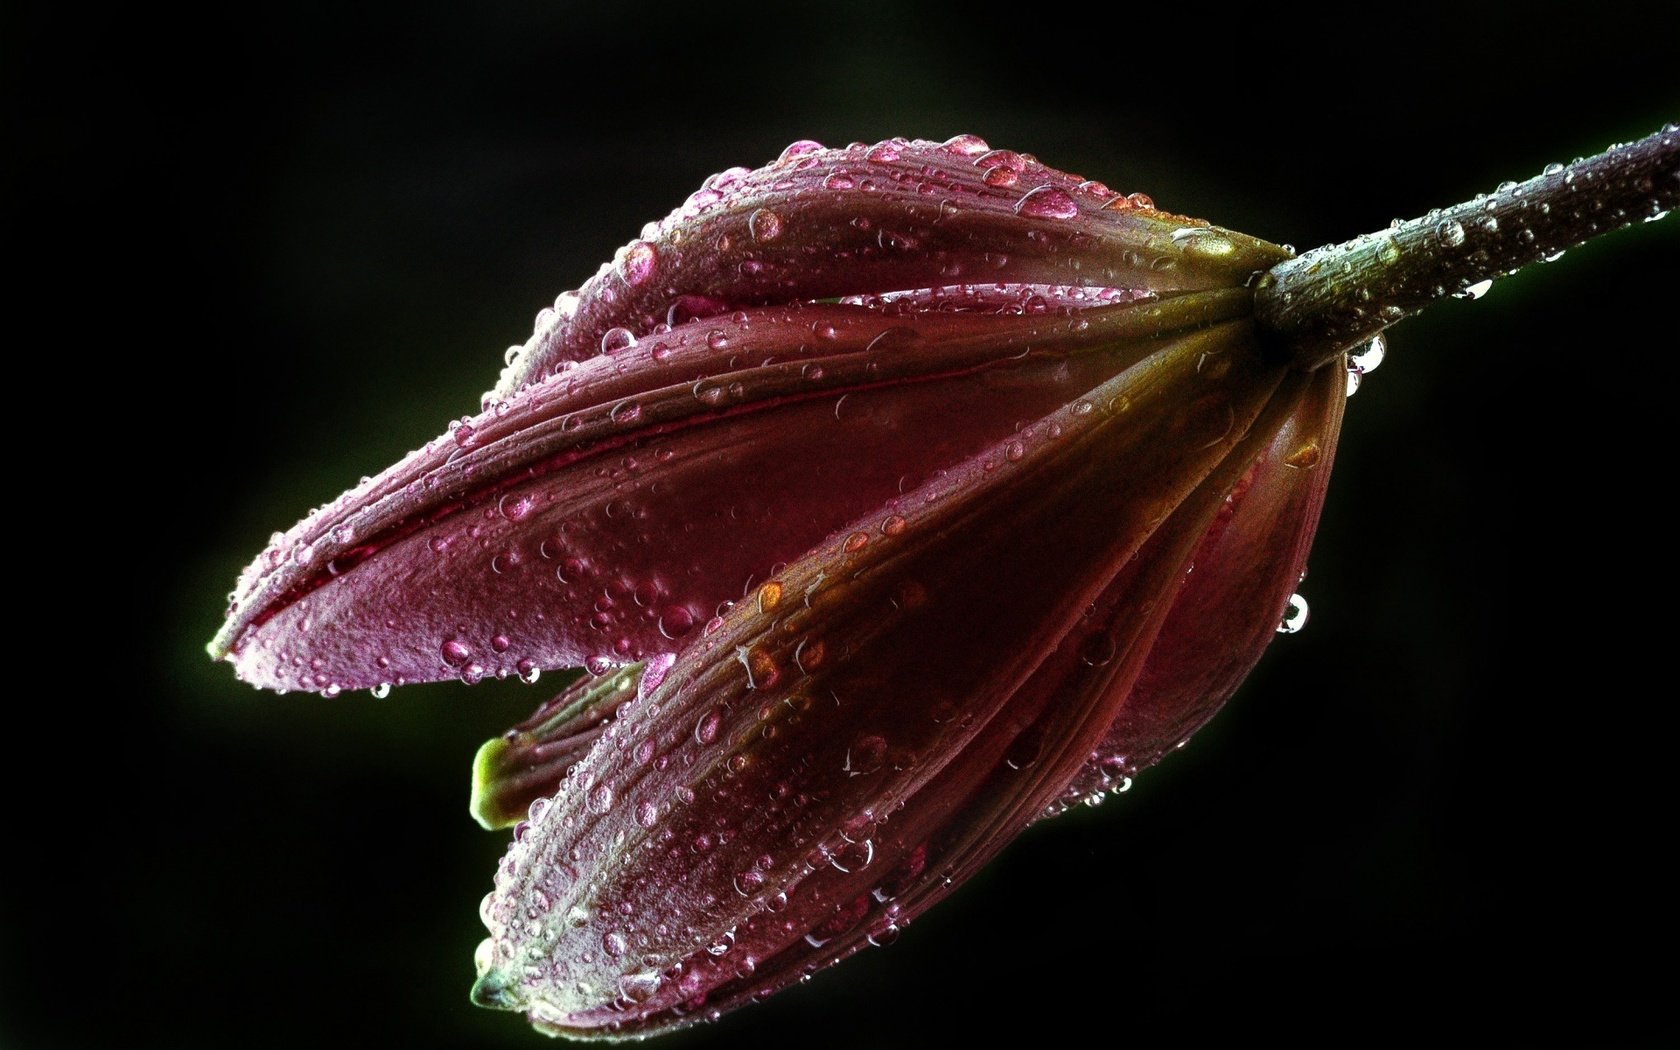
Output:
472,321,1293,1037
212,291,1253,693
493,136,1288,399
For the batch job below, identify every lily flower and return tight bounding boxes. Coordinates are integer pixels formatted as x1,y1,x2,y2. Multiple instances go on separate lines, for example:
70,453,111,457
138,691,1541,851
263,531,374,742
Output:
210,131,1677,1039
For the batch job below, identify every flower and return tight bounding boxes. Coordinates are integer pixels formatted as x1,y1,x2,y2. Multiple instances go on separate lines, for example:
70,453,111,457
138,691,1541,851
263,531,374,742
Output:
210,136,1344,1038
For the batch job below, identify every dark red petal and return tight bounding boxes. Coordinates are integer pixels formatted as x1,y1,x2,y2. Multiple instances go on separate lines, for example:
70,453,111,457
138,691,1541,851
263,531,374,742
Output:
473,322,1289,1037
492,136,1288,398
213,292,1250,693
1051,359,1347,809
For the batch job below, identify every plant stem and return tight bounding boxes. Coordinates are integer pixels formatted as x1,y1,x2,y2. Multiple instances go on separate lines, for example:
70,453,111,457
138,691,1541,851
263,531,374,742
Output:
1255,123,1679,373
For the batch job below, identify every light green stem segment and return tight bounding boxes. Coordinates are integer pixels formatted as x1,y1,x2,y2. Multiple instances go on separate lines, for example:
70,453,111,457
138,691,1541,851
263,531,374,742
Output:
1255,123,1679,372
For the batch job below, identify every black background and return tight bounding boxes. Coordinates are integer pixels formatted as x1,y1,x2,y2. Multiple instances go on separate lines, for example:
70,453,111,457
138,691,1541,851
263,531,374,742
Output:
9,2,1679,1047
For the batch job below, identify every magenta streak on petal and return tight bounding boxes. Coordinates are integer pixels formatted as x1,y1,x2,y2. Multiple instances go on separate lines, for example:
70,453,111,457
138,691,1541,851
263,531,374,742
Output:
214,291,1253,693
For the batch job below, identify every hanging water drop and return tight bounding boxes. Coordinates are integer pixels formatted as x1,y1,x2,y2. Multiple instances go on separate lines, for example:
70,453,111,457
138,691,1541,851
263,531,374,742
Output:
1277,594,1309,634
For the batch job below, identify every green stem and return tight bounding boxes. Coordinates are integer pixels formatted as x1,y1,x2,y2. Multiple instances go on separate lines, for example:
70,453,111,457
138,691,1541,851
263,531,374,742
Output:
1255,123,1679,372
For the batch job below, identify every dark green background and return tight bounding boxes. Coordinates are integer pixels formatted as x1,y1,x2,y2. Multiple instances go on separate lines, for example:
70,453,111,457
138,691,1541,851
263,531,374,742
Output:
11,2,1678,1046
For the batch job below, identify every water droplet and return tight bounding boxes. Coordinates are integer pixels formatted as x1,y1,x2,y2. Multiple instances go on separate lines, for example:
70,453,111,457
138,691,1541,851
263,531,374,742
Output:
1456,279,1493,301
749,208,784,243
779,139,824,162
498,494,533,521
1079,634,1115,667
658,606,696,639
1285,442,1322,469
1004,728,1043,770
589,783,614,813
609,399,643,425
940,133,990,157
619,972,661,1004
635,799,659,827
618,241,658,287
441,639,472,666
864,142,901,164
1350,333,1386,375
1436,219,1466,248
733,869,766,896
1015,186,1080,219
600,327,638,354
1277,593,1309,634
829,839,875,873
370,682,391,699
695,705,726,745
844,734,887,776
517,660,541,685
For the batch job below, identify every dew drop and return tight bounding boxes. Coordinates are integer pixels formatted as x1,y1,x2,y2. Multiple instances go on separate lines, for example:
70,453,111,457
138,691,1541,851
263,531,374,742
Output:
749,208,784,243
1015,186,1080,219
1278,593,1309,634
441,639,472,666
498,494,533,522
864,142,901,164
589,784,614,814
733,870,766,896
658,606,696,639
695,705,726,745
1285,442,1322,469
600,327,638,354
779,139,824,162
1350,333,1386,375
940,133,990,157
829,839,875,873
844,734,887,776
1079,634,1116,667
370,682,392,699
1436,219,1466,248
1457,279,1493,301
619,972,661,1004
618,241,658,287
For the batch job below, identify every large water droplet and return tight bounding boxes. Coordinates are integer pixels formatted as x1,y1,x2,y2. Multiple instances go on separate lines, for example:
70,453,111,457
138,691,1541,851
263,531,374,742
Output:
600,327,638,354
1350,333,1386,375
940,133,990,157
618,241,658,287
749,208,784,243
1277,593,1309,634
1015,186,1079,219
